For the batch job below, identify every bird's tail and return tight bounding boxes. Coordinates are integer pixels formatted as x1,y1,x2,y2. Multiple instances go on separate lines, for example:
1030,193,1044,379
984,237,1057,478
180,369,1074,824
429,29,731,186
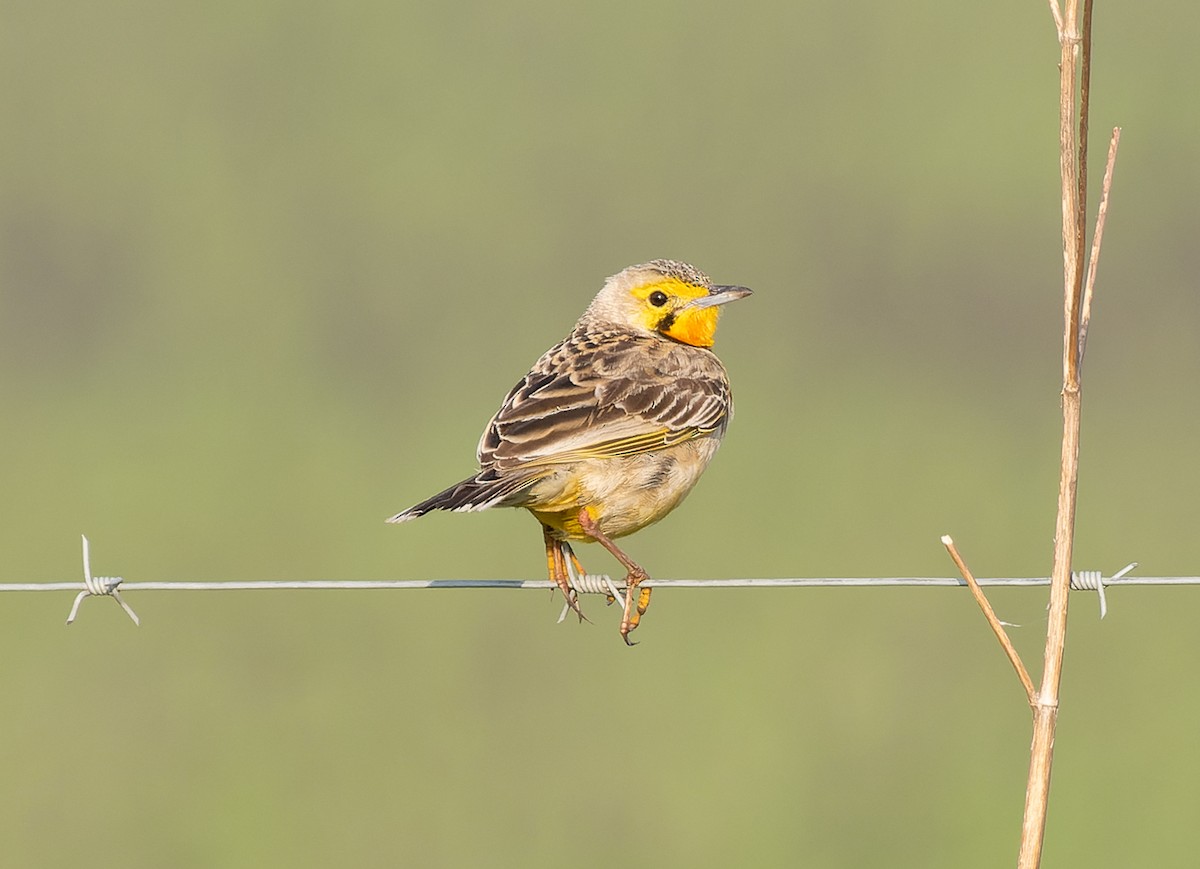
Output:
385,468,543,523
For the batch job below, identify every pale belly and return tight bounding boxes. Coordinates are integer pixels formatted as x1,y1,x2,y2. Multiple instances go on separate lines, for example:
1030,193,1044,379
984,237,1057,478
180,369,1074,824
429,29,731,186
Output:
525,437,723,540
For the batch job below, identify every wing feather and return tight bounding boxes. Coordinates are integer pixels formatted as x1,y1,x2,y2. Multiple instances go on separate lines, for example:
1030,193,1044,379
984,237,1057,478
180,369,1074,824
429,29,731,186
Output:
477,329,732,470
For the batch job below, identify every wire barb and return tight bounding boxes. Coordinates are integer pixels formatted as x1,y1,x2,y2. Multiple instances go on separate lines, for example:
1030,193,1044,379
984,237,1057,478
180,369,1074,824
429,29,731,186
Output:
557,557,624,624
1069,561,1137,619
68,535,140,626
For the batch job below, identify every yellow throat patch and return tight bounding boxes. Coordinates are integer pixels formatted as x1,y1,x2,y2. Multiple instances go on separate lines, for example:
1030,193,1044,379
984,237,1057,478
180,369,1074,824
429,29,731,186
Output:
631,278,722,348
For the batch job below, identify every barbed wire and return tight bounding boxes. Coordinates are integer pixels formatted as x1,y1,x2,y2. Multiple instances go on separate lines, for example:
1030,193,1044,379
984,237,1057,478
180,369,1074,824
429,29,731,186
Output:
0,536,1188,626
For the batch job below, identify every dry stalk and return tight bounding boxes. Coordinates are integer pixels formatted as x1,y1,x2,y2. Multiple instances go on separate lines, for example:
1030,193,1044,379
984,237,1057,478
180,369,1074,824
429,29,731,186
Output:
942,2,1120,867
1079,128,1122,366
1019,1,1126,865
1017,3,1089,866
942,536,1036,704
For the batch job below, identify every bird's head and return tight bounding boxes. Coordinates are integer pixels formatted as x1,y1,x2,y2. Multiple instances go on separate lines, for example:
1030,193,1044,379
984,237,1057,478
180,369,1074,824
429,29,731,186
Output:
582,259,752,348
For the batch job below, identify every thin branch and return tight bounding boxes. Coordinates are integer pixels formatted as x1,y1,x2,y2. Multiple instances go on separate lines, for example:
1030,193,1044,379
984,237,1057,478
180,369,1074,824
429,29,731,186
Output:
1079,127,1122,365
1075,0,1094,323
1046,0,1064,36
1059,6,1083,388
941,536,1036,706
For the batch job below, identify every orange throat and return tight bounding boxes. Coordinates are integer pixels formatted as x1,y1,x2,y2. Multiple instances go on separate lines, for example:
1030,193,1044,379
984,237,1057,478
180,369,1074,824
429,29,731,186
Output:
661,306,719,347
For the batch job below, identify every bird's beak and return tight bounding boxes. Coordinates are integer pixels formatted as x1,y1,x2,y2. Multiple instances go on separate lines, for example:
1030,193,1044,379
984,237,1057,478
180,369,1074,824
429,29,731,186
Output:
686,285,753,310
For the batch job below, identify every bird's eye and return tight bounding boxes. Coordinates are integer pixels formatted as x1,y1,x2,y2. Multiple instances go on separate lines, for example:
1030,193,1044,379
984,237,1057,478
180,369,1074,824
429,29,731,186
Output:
648,291,668,307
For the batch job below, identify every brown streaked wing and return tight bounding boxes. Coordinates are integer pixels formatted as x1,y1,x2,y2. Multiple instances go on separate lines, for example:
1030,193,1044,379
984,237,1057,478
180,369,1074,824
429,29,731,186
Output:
477,331,731,470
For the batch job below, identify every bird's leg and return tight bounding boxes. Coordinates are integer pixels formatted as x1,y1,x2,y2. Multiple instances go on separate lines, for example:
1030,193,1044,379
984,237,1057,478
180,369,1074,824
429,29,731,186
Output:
576,509,652,646
558,539,593,624
543,525,586,622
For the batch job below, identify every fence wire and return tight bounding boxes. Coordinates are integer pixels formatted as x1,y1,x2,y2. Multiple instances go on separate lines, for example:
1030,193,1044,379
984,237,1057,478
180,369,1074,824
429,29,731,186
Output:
0,537,1191,625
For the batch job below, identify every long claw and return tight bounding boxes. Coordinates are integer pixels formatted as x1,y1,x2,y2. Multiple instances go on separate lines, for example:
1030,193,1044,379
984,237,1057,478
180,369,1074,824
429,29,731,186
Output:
560,584,588,623
545,527,588,623
619,567,650,645
621,587,635,643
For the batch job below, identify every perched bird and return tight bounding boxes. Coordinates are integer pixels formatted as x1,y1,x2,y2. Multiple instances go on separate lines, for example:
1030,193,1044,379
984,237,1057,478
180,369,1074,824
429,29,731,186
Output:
387,259,751,643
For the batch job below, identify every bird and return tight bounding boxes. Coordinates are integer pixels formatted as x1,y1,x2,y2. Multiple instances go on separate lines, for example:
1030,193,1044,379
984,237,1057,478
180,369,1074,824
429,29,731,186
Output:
386,259,751,644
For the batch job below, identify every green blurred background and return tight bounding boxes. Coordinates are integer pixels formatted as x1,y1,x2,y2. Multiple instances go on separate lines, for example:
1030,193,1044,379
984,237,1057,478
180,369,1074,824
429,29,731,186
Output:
2,2,1198,866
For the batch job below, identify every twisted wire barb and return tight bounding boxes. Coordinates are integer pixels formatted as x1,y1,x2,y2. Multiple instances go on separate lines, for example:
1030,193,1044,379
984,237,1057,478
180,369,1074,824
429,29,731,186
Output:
1068,562,1137,618
67,536,140,626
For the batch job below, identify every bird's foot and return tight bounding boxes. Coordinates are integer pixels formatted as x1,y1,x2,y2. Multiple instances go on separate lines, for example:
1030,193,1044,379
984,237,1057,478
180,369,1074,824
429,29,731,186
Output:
557,544,593,624
554,585,588,624
547,530,589,624
574,508,654,645
554,580,589,624
619,567,652,646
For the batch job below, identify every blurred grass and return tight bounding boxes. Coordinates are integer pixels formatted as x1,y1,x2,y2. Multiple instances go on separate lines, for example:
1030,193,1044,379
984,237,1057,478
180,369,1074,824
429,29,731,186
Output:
3,1,1200,866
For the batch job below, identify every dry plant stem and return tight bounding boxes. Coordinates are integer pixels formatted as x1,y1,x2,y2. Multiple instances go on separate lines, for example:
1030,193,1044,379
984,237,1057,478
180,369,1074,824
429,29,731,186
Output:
1046,0,1064,34
1078,128,1121,365
1075,0,1094,303
1018,1,1093,866
941,536,1035,705
1057,12,1083,388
